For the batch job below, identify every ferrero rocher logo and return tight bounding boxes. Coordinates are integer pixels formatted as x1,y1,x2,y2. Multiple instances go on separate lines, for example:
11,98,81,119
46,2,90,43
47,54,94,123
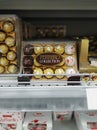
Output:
36,53,63,66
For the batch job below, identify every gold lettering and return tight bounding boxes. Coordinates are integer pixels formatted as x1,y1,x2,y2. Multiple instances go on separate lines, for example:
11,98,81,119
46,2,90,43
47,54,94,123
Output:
36,53,62,65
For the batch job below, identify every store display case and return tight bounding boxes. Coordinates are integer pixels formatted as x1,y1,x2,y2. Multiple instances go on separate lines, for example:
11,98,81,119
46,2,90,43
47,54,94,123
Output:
0,0,97,112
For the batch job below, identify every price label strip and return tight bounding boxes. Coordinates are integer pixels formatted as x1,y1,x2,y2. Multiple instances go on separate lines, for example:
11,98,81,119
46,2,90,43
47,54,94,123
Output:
86,88,97,110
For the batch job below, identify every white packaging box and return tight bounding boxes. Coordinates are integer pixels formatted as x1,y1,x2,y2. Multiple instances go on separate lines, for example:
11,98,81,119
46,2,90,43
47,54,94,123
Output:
0,112,24,130
23,112,52,130
75,111,97,130
53,111,72,121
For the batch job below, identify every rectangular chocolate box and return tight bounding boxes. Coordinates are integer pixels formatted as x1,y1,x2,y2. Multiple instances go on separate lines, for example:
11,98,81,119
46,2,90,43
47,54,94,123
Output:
23,112,52,130
0,15,21,74
79,38,97,73
22,23,66,40
53,111,72,121
75,111,97,130
0,112,25,130
21,40,78,81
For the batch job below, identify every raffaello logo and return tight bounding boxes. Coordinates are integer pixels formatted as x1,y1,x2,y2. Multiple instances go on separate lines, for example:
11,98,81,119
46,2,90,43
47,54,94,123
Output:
33,112,44,117
0,115,17,122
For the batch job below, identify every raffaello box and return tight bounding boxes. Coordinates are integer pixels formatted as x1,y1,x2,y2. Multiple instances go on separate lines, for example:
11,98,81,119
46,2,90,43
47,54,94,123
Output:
75,111,97,130
53,111,72,121
0,112,25,130
23,112,52,130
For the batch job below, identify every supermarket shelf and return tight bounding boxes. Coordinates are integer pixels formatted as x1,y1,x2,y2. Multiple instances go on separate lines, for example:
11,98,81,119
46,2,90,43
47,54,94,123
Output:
0,76,97,111
0,0,97,10
0,85,87,111
0,73,97,111
53,120,77,130
1,0,97,19
1,75,97,111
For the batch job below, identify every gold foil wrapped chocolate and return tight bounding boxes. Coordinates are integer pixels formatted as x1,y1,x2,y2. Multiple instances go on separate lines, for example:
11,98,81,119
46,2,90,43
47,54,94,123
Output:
7,64,17,73
0,65,5,73
3,21,14,33
0,31,6,42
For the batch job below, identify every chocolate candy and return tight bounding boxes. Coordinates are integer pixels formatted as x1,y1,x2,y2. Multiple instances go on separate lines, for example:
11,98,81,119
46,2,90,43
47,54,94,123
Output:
65,56,75,66
58,27,65,37
24,68,33,79
24,68,33,74
0,57,9,66
23,56,34,67
5,36,15,47
0,65,5,73
45,45,53,53
55,68,65,79
55,45,64,54
7,51,16,61
3,21,14,33
65,44,75,55
34,68,43,79
65,68,76,75
92,76,97,81
34,45,43,54
7,64,17,73
24,44,34,55
44,68,54,79
0,31,6,42
0,44,8,54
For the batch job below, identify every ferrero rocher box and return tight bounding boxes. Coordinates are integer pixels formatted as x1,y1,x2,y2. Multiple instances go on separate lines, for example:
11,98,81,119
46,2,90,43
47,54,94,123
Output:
21,40,78,81
79,38,97,73
0,15,21,74
23,24,66,40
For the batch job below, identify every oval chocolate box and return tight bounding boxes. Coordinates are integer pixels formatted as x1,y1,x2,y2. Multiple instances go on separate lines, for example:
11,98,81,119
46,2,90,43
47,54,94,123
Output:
36,52,63,66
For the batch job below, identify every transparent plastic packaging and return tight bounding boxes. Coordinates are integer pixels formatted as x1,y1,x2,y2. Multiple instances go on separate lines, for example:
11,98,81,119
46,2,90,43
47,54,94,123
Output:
53,111,72,121
0,15,21,75
22,23,66,40
75,111,97,130
0,112,25,130
20,40,78,82
23,112,52,130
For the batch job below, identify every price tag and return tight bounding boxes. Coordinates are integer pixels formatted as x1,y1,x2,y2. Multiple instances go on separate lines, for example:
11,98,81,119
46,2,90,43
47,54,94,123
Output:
86,88,97,110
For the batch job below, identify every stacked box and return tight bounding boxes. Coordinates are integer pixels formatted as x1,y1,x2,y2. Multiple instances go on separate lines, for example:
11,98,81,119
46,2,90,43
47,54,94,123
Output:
23,112,52,130
75,111,97,130
53,111,72,121
0,112,24,130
